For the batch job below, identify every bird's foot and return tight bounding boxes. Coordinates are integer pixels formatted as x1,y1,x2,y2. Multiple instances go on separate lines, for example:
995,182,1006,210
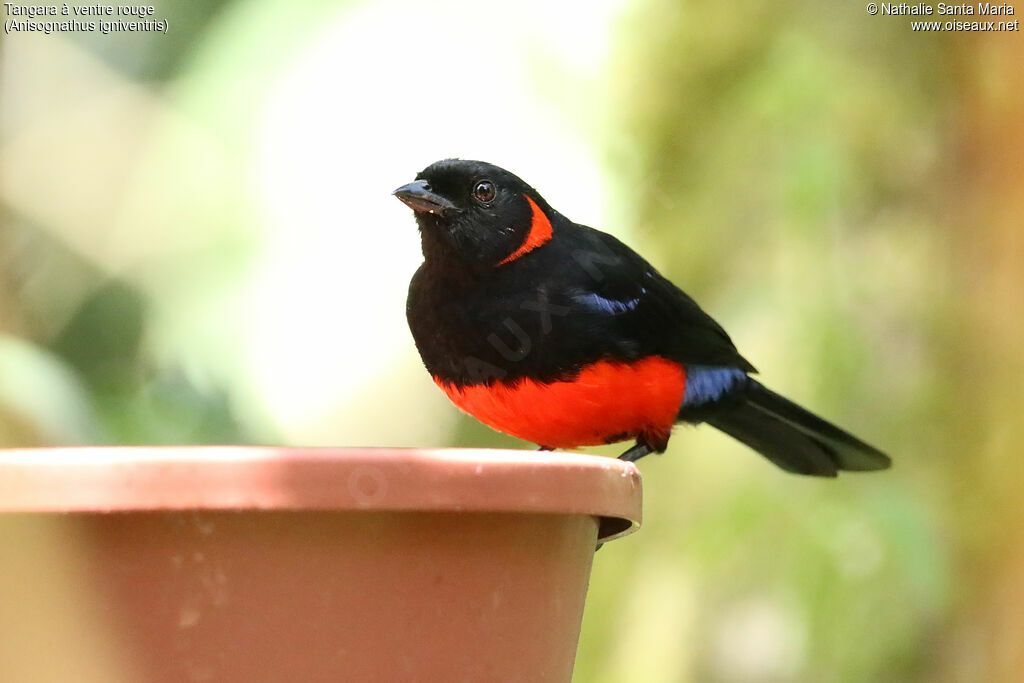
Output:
536,445,554,451
618,443,652,462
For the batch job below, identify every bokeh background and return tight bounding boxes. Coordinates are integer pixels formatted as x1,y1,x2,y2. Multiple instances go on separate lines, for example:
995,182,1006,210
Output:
1,1,1022,681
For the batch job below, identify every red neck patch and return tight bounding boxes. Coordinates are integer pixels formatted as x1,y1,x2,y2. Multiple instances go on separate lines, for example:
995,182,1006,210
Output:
497,195,553,265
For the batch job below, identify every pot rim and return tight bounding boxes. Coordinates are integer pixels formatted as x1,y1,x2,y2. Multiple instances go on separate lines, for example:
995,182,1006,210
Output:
0,447,642,542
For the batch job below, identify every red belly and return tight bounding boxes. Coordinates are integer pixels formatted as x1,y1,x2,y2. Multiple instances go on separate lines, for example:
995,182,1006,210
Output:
434,357,686,449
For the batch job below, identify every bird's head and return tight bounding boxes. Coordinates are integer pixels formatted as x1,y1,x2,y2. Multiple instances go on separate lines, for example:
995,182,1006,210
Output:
393,159,555,270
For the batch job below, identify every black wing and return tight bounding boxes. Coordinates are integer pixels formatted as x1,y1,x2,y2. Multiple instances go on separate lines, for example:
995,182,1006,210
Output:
555,224,757,373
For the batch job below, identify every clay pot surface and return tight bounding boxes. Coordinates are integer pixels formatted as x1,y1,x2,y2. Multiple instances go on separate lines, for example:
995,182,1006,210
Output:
0,447,641,682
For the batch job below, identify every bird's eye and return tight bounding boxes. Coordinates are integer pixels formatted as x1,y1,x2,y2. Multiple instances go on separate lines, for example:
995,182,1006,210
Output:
472,180,496,203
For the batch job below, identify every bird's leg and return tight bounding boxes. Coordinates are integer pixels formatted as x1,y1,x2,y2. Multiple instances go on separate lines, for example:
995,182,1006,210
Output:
618,442,652,462
536,445,554,451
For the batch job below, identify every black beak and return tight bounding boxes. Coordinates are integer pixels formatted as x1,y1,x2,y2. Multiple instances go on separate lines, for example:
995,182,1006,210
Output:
393,180,459,215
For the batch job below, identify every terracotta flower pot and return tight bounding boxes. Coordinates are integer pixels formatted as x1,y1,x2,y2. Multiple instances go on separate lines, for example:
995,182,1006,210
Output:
0,447,641,682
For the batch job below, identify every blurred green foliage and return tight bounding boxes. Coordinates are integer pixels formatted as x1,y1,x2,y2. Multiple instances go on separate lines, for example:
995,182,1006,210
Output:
2,1,1022,681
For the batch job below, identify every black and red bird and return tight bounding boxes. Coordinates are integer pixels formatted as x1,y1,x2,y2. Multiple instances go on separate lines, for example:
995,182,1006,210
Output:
395,159,890,477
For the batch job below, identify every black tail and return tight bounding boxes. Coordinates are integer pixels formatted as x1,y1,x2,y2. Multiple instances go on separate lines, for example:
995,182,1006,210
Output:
705,380,891,477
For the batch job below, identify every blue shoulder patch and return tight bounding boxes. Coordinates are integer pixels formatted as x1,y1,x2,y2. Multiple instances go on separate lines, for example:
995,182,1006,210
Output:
683,365,747,405
572,290,643,316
